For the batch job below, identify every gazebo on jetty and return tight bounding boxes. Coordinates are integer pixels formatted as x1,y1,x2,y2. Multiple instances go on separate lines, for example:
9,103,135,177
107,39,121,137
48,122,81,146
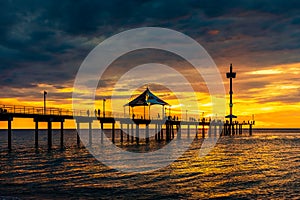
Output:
124,87,170,120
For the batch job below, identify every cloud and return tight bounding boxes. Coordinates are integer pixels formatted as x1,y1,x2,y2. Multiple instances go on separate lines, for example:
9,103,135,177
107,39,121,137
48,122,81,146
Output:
246,69,283,75
0,0,300,119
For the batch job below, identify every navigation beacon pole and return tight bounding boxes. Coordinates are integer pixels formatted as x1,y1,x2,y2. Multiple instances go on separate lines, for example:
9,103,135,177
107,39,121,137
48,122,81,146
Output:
226,64,236,135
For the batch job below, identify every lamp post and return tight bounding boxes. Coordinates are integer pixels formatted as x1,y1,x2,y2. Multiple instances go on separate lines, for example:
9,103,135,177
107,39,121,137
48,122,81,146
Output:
103,99,106,118
186,110,188,121
43,91,47,115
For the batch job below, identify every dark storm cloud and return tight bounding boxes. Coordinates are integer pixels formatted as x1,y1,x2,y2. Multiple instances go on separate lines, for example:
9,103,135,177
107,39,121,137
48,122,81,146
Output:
0,0,300,99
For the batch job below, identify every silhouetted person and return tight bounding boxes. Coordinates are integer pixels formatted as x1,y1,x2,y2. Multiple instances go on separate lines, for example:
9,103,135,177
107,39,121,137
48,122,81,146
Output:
87,110,90,116
94,109,97,116
98,109,100,117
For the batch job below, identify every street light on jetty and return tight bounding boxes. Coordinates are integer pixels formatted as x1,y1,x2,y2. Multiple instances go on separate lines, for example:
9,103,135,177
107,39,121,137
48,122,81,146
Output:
186,110,188,121
43,91,47,115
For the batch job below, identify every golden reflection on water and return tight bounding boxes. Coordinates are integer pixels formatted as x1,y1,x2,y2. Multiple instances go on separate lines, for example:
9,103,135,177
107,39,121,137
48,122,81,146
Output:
0,131,299,199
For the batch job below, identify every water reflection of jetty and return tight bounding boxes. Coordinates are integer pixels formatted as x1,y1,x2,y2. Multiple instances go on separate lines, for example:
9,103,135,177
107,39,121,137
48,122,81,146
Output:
0,64,254,150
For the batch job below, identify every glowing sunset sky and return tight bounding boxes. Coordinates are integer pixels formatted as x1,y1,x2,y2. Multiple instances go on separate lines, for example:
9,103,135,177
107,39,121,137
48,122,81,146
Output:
1,0,300,128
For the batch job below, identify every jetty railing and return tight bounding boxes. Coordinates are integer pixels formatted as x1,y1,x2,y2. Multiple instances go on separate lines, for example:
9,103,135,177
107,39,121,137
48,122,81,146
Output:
0,104,84,117
0,104,198,120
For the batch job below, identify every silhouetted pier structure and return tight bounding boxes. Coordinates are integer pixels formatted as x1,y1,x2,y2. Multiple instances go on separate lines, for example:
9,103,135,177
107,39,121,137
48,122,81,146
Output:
0,64,254,150
0,104,254,150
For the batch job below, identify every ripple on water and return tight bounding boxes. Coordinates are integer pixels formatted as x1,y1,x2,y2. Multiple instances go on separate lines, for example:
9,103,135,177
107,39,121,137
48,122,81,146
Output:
0,130,299,199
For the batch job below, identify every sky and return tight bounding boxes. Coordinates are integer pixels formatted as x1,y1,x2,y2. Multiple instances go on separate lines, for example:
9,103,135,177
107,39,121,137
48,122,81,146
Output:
1,0,300,128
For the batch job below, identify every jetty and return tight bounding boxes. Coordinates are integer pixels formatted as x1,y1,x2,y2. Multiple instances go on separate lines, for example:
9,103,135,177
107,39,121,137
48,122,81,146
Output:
0,64,255,150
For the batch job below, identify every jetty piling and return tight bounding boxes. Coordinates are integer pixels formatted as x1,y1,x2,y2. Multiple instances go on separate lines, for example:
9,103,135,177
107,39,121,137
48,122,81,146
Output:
136,124,139,145
35,121,38,148
127,124,130,142
76,122,80,147
100,122,104,144
48,121,52,149
8,118,12,150
88,122,92,146
60,121,64,148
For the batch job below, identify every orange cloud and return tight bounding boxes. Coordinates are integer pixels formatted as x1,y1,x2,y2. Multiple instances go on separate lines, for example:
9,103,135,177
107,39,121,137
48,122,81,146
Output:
208,30,220,35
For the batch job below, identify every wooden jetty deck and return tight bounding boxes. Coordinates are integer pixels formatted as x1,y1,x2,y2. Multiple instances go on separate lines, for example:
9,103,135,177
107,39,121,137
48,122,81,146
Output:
0,104,254,151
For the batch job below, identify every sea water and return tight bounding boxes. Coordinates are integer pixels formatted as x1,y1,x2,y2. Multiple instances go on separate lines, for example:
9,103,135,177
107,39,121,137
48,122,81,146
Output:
0,129,299,199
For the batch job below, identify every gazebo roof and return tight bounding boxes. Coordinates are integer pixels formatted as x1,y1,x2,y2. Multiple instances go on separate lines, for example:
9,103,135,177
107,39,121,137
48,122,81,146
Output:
124,88,169,107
